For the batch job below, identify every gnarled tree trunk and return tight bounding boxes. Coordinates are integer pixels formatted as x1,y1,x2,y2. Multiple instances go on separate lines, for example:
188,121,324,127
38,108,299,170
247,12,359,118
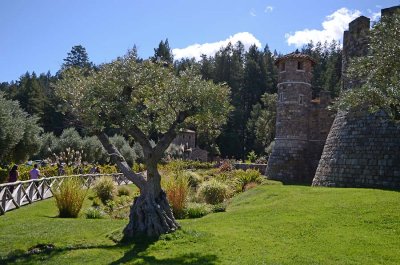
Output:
124,192,178,237
98,133,179,238
124,163,179,238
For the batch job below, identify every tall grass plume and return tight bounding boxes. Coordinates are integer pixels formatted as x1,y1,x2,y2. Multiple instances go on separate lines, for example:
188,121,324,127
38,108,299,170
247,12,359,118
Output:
164,173,190,219
52,177,87,218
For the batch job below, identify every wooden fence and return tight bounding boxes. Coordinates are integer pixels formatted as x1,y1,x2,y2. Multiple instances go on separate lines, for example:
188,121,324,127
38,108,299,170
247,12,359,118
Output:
0,173,130,215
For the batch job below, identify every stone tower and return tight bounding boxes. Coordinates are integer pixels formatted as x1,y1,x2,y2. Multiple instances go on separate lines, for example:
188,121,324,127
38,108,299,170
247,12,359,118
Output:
312,6,400,189
341,16,370,90
266,53,315,183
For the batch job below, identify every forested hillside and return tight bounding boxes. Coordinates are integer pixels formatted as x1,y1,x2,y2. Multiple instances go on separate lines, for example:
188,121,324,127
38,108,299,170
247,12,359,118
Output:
0,40,342,162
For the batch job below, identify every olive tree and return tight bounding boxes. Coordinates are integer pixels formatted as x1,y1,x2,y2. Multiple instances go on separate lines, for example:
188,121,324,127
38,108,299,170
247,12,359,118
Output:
55,52,231,238
337,11,400,119
0,92,42,163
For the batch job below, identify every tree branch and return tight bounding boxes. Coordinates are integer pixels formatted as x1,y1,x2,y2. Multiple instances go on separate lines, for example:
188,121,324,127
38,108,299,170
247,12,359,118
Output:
152,110,193,161
129,125,153,157
98,132,146,190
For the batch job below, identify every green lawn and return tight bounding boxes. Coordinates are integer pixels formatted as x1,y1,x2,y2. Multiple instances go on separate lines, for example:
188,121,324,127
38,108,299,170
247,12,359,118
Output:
1,183,399,264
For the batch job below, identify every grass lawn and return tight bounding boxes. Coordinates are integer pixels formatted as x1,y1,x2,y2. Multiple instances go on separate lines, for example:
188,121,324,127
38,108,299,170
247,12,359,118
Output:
0,182,399,264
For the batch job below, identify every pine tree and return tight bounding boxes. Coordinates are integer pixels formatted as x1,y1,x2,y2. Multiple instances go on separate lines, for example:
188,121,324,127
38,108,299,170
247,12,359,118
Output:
62,45,93,69
263,44,278,94
302,40,342,98
152,39,174,64
246,93,277,155
199,54,215,80
214,42,246,158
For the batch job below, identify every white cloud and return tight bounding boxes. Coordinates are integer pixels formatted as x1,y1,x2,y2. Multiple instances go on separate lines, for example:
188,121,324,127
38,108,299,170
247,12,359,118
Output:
367,8,381,22
371,11,381,21
286,8,361,47
265,6,274,13
172,32,262,60
250,8,257,17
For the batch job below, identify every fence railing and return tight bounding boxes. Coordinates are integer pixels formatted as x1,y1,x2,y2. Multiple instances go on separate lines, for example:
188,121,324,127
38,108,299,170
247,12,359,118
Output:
0,173,130,215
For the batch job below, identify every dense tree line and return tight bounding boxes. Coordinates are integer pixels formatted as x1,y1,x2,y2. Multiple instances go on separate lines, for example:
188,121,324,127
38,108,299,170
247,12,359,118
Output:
0,40,342,163
301,40,342,98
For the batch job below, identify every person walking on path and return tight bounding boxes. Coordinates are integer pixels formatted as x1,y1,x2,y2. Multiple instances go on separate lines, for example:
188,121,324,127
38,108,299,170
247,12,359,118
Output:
29,164,41,180
89,165,101,174
8,165,19,193
57,163,65,176
29,164,41,200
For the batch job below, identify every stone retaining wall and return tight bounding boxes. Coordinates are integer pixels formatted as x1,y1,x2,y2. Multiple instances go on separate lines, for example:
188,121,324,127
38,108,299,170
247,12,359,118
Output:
312,110,400,189
234,163,267,175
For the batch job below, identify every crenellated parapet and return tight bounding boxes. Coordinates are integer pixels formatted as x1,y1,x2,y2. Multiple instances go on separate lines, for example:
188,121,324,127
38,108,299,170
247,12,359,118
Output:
342,16,370,90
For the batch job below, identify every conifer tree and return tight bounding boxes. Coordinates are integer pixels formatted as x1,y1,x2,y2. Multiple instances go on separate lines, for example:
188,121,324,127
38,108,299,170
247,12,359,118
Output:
62,45,93,69
152,39,174,64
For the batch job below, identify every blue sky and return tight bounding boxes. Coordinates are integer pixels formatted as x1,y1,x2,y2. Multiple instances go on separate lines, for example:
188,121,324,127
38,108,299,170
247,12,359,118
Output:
1,0,399,82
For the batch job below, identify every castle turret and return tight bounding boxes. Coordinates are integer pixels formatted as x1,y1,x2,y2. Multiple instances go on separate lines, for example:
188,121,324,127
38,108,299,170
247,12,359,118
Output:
342,16,370,90
313,6,400,189
266,53,316,183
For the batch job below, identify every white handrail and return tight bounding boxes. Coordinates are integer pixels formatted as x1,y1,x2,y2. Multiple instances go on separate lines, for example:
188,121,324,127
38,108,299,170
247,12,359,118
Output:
0,173,129,215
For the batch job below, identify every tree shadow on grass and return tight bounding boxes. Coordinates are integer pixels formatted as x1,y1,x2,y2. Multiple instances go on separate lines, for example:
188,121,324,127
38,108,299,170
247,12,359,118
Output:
110,251,217,265
110,237,217,265
1,237,217,265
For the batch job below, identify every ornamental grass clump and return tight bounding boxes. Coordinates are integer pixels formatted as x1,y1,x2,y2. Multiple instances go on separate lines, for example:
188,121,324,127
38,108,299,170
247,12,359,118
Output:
164,173,190,219
211,202,227,213
187,171,203,188
185,202,211,218
52,177,87,218
93,176,117,204
85,207,105,219
197,179,229,204
117,186,132,197
234,169,263,192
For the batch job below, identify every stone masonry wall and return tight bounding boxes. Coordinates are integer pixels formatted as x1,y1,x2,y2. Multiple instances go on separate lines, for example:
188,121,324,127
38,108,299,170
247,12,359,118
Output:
234,163,267,175
306,94,335,182
342,16,370,90
275,83,311,139
312,111,400,188
172,131,196,149
267,139,309,182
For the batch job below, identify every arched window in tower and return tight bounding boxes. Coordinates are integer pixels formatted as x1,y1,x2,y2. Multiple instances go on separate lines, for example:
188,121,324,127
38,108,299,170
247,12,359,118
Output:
297,61,304,70
298,94,304,105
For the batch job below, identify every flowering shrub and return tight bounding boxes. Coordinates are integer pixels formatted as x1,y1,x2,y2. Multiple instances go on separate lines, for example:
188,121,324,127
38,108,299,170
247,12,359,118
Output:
93,177,117,204
85,207,106,219
197,179,229,204
218,160,234,172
